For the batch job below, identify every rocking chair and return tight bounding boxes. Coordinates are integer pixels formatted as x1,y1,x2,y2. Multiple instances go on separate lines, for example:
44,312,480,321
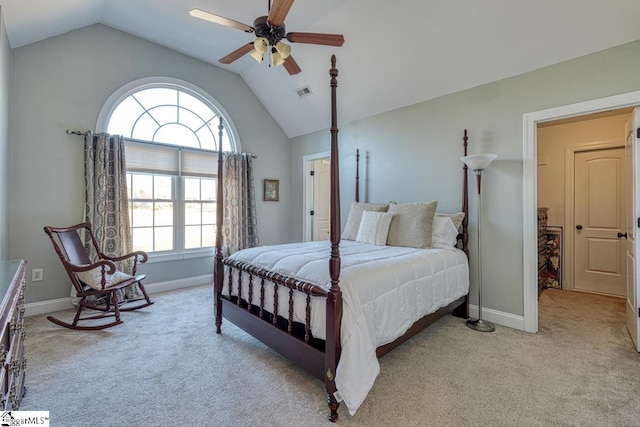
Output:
44,222,154,330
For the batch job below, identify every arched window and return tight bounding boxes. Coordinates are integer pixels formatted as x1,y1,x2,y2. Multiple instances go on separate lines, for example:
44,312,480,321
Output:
100,79,238,255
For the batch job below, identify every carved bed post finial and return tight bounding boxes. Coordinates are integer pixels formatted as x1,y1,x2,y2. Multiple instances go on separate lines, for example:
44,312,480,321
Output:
214,117,225,333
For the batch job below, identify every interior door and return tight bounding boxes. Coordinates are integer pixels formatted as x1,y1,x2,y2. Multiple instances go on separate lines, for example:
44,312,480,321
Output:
312,158,331,241
625,108,640,351
574,147,626,296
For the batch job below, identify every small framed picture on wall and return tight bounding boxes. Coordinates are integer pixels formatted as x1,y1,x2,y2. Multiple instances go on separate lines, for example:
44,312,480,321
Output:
264,179,279,202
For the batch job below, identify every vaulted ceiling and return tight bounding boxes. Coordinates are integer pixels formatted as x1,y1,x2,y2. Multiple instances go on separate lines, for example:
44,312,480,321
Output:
2,0,640,138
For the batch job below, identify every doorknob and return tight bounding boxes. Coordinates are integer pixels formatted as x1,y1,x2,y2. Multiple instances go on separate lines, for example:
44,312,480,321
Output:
618,232,628,239
576,225,583,230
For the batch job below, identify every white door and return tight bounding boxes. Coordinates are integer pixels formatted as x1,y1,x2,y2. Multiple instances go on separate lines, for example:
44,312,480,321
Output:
625,108,640,351
574,148,626,296
312,158,331,240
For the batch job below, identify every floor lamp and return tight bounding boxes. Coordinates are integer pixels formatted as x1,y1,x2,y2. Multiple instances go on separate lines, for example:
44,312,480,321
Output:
461,153,498,332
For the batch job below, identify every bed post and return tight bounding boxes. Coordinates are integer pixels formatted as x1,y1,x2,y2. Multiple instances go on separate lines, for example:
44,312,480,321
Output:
461,129,469,257
453,129,470,319
214,117,225,333
325,55,343,423
355,149,360,203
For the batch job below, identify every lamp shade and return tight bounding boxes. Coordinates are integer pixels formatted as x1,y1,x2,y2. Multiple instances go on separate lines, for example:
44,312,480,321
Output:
460,153,497,171
271,51,285,67
250,49,264,63
274,41,291,59
253,37,269,54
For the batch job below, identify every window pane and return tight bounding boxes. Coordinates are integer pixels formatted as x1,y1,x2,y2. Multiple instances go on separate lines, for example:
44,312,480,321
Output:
202,179,215,201
202,225,215,247
195,126,217,151
132,228,153,252
108,97,145,137
155,123,200,148
134,88,177,110
202,203,215,224
131,174,153,199
131,112,158,141
155,226,173,251
185,225,201,249
179,91,215,123
147,105,177,126
179,108,207,134
131,202,153,227
154,175,172,199
185,178,200,200
185,202,201,225
155,202,173,226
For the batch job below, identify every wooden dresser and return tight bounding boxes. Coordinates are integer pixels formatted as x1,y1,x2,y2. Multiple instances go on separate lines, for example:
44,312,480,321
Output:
0,260,27,410
538,208,549,295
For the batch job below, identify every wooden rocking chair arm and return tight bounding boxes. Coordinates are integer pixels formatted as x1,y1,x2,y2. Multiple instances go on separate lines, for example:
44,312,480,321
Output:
66,260,117,275
102,251,149,264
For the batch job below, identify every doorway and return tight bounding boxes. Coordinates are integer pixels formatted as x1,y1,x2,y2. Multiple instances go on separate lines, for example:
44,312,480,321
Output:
538,114,628,298
523,90,640,334
302,151,331,241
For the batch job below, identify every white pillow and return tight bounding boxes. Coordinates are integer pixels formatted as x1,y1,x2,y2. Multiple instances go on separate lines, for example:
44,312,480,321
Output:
431,216,460,248
75,267,135,290
342,202,389,240
356,211,394,246
435,212,465,231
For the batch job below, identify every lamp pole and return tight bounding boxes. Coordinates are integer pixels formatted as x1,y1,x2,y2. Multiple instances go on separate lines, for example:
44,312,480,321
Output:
460,153,497,332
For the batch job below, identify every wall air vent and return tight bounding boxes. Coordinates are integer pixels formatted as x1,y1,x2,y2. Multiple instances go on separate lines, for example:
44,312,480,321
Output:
296,86,313,98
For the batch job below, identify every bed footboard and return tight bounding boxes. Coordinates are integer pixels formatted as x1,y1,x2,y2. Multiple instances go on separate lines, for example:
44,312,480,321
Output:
219,259,339,384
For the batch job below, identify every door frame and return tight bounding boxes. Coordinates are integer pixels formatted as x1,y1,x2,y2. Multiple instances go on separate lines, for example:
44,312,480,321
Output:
302,151,330,242
523,90,640,333
564,142,625,293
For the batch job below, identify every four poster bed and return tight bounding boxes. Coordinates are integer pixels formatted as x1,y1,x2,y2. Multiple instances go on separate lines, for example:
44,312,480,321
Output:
213,55,471,421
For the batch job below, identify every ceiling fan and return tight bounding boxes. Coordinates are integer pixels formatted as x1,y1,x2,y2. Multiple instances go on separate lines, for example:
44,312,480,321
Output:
190,0,345,75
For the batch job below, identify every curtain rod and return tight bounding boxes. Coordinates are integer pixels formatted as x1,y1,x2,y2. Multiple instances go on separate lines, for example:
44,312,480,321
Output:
65,129,256,158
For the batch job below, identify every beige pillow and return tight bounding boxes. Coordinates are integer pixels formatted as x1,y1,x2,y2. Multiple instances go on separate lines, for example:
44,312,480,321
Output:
356,211,394,246
386,201,438,248
76,267,135,291
342,202,389,240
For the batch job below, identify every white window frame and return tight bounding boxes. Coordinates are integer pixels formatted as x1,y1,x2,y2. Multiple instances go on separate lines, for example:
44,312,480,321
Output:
97,77,241,263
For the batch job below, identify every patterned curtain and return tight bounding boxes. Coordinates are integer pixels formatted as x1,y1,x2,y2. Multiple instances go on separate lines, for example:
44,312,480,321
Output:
84,132,138,298
221,152,259,256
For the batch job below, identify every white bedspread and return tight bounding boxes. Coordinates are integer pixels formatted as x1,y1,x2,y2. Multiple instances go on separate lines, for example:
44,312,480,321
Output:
223,240,469,415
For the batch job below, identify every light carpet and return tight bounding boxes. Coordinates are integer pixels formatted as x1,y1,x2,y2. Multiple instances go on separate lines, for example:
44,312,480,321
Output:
21,286,640,426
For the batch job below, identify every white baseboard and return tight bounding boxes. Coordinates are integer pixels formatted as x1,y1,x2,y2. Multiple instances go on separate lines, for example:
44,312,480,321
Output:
24,274,213,317
469,304,525,331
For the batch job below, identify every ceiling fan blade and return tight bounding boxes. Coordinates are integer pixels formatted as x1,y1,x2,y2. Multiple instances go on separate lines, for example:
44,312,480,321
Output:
219,44,255,64
283,56,301,75
267,0,294,27
286,32,345,47
190,8,254,33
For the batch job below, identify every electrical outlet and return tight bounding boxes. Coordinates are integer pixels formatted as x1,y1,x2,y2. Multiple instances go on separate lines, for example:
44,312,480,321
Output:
32,268,43,282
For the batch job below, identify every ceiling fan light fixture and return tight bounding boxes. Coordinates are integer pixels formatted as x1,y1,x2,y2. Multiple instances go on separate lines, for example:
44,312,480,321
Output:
271,49,285,67
274,41,291,59
250,49,264,63
253,37,269,54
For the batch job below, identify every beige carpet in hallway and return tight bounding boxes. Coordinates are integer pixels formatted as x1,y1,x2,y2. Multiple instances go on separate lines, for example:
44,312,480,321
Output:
20,286,640,426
